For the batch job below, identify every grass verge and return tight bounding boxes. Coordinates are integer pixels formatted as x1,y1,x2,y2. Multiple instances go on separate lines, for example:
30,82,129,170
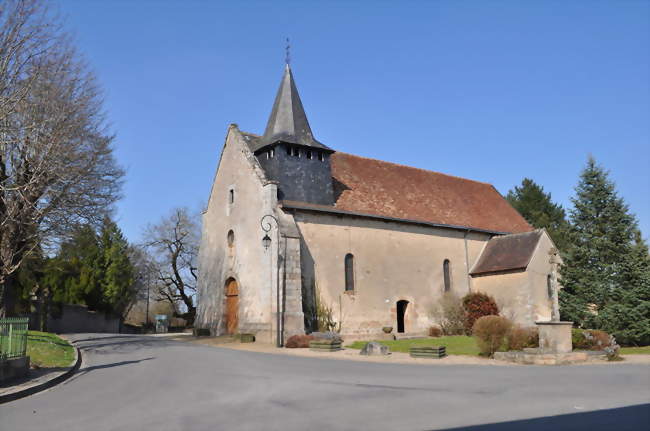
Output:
27,331,75,368
620,346,650,355
346,335,480,356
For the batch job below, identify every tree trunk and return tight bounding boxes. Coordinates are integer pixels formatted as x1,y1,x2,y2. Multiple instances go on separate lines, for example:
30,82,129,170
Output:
0,274,17,317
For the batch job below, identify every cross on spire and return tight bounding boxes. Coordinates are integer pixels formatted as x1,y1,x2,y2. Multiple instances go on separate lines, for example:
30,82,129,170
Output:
285,37,291,65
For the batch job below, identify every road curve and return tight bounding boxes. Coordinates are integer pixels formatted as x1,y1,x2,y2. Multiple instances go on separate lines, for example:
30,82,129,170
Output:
0,333,648,431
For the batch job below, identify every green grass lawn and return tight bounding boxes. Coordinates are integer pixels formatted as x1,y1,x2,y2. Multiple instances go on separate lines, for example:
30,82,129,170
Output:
27,331,75,368
620,346,650,355
346,336,480,356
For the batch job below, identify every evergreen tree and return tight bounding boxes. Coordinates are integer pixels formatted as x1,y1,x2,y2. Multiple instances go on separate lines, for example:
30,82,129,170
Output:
44,225,100,308
43,219,135,316
506,178,570,251
99,219,135,315
559,157,650,345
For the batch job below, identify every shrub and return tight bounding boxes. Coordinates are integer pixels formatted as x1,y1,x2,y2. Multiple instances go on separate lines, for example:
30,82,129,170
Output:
586,330,611,350
472,315,512,356
505,325,539,351
428,326,443,337
462,292,499,334
431,293,466,335
572,329,613,351
315,290,339,332
603,335,622,361
572,329,590,349
285,334,315,348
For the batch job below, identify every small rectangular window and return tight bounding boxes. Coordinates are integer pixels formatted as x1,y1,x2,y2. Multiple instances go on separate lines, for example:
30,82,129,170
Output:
345,253,355,292
443,259,451,292
229,189,234,204
318,152,325,162
287,146,292,156
307,150,312,159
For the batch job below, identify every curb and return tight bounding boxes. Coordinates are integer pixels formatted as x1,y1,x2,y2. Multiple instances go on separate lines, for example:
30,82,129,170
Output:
0,346,82,404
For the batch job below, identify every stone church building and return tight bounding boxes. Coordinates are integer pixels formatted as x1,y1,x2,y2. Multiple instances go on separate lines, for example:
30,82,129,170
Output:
195,65,559,344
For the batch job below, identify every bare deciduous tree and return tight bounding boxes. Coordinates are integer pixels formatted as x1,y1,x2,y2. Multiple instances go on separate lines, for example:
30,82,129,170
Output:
143,207,199,324
122,244,158,324
0,0,124,316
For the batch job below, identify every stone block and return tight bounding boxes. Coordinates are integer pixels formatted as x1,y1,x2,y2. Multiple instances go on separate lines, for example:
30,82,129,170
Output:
409,346,446,359
310,331,342,341
493,350,604,365
309,340,342,352
536,321,573,353
360,341,390,356
239,333,255,343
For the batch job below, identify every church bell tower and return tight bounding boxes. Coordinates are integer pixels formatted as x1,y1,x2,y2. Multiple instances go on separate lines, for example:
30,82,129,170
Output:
254,65,335,205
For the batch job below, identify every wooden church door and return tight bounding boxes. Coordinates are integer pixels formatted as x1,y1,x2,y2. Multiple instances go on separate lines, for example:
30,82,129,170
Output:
225,279,239,335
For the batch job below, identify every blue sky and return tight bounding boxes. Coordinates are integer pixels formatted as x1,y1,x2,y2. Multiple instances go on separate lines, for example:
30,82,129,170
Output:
56,0,649,241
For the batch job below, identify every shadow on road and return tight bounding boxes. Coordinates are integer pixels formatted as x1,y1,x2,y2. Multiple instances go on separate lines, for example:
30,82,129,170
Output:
434,403,650,431
72,335,182,355
77,357,155,376
72,335,139,344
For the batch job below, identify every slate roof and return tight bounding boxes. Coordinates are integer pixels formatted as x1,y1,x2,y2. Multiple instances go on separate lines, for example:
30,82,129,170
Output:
254,64,332,152
470,230,543,275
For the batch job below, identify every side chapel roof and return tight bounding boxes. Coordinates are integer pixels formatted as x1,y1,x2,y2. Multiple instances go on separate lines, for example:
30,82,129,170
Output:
470,230,543,275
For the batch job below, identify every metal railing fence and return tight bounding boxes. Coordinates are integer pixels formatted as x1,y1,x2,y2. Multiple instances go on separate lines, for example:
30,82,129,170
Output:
0,317,29,360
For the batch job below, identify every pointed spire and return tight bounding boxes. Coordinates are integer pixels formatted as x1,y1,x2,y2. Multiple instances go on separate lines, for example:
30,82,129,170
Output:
261,64,331,151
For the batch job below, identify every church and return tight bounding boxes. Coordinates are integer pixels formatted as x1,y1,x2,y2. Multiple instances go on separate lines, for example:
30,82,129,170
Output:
195,64,559,344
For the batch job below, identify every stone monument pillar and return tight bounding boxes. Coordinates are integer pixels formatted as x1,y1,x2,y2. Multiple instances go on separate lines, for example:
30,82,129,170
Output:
535,248,573,353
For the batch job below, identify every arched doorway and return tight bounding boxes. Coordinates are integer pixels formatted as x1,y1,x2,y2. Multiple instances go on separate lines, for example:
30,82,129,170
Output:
224,278,239,335
397,300,409,333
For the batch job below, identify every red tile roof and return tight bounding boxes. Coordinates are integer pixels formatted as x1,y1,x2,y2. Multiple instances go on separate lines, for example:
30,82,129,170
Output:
329,152,532,234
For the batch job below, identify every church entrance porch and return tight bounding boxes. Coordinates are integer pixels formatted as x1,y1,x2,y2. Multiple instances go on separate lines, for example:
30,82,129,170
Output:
225,278,239,335
396,300,409,333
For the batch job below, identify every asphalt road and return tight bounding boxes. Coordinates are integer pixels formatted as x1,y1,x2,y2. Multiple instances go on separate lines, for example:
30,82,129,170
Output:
1,334,648,431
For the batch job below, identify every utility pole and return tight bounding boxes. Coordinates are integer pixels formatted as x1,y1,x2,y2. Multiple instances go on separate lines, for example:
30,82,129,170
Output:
145,274,150,328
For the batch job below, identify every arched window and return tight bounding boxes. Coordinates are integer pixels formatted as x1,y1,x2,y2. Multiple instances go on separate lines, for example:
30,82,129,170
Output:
227,230,235,248
443,259,451,292
229,189,234,204
344,253,355,292
547,274,553,298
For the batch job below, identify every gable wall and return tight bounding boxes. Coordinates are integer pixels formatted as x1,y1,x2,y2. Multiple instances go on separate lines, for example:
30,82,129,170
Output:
471,271,532,326
471,231,557,326
293,211,492,338
195,127,279,341
525,231,557,322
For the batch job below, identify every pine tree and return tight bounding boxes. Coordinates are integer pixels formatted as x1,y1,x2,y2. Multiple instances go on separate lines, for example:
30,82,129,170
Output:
99,218,135,315
43,219,135,316
559,157,650,345
506,178,570,251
